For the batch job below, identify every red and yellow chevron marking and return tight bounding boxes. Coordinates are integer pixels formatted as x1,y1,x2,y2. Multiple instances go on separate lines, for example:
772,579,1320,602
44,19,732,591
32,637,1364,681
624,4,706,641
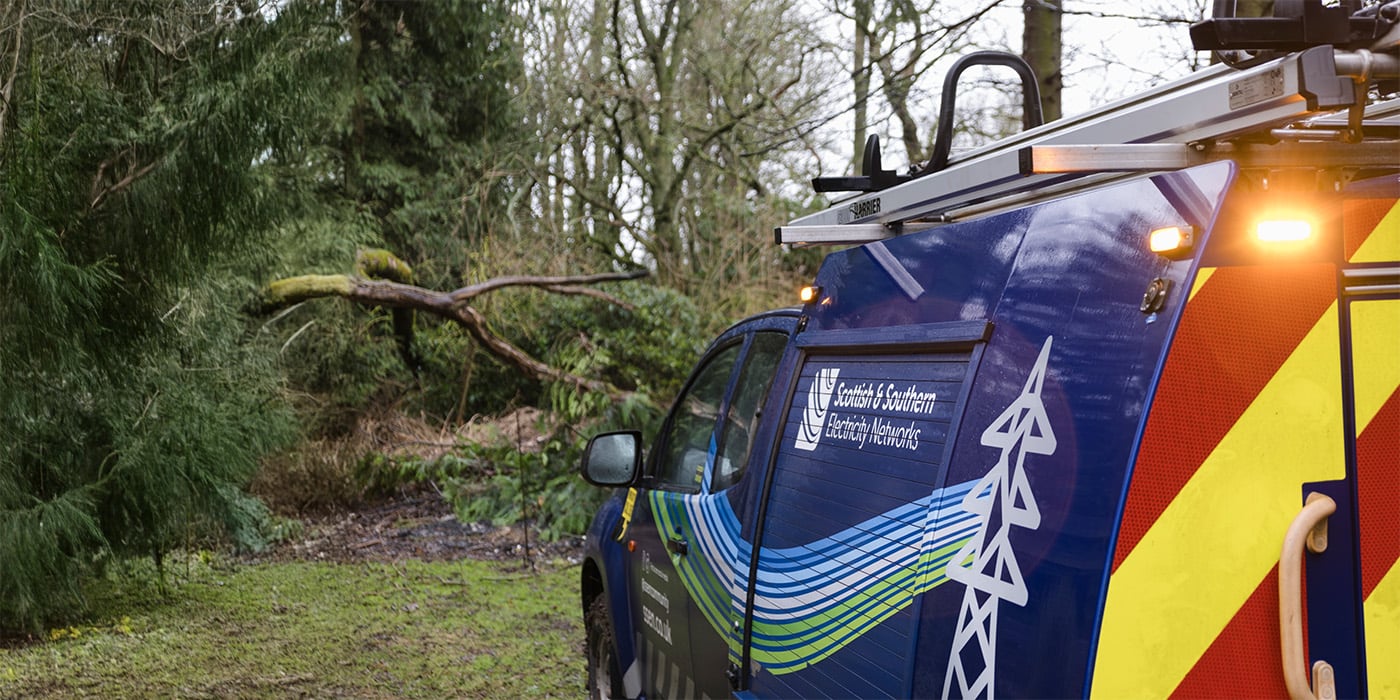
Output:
1351,299,1400,698
1346,197,1400,698
1344,198,1400,264
1092,263,1344,699
1092,198,1399,698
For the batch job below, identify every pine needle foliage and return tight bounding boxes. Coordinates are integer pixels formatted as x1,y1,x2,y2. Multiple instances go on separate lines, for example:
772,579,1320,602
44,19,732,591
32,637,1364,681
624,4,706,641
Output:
261,0,527,432
345,0,523,290
0,1,340,631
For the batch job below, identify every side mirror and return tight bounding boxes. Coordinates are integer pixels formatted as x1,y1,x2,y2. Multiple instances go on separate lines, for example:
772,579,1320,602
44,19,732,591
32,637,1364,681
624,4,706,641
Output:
580,430,642,487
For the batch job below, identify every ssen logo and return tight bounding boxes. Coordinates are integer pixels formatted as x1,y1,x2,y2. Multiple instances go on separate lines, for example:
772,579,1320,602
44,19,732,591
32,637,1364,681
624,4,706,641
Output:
794,368,840,451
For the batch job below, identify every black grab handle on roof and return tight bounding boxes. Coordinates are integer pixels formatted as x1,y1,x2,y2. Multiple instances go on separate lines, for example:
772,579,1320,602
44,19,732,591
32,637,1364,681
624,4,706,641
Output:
920,51,1043,177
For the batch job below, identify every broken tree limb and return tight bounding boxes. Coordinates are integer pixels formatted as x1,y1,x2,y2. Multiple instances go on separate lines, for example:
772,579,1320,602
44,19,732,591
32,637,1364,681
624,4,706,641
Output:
264,275,357,307
447,269,648,306
355,248,414,284
255,256,649,399
539,284,636,310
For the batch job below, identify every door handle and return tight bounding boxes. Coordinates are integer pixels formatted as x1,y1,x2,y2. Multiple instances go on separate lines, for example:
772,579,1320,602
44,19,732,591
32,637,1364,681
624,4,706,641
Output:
667,536,688,556
1279,492,1337,700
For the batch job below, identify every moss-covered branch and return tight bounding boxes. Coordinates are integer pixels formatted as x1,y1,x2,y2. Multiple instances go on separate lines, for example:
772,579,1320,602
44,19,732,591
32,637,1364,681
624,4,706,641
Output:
354,248,414,284
255,252,649,399
262,274,358,307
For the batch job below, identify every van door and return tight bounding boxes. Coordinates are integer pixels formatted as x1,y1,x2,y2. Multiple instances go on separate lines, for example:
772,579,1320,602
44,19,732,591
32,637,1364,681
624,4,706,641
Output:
628,340,737,699
1332,196,1399,698
1289,193,1399,699
624,317,794,699
1343,291,1399,699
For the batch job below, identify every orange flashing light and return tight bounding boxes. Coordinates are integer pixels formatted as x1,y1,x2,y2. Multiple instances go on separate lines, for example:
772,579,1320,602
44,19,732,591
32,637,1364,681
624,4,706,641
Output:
800,285,822,303
1256,219,1312,242
1149,225,1194,259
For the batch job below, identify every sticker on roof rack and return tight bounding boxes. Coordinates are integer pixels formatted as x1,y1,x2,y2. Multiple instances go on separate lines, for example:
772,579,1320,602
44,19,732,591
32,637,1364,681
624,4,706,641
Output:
839,196,882,223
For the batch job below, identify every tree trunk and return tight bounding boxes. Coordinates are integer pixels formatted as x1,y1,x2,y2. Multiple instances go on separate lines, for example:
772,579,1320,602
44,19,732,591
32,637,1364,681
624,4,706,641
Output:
1022,0,1062,124
852,0,872,174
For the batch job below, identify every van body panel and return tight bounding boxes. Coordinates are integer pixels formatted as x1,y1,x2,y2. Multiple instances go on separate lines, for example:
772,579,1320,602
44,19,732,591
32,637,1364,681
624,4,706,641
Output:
581,161,1396,698
1093,261,1348,698
1341,181,1399,699
747,344,979,698
1350,295,1400,698
741,163,1239,698
1093,173,1399,699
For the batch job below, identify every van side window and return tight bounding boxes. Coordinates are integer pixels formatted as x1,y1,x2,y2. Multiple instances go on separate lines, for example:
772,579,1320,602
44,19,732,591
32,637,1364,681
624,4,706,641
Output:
712,332,788,491
652,343,741,490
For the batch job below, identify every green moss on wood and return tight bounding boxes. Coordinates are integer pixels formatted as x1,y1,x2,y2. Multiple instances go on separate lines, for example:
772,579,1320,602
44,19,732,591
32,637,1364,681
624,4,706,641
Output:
264,275,357,307
354,249,413,284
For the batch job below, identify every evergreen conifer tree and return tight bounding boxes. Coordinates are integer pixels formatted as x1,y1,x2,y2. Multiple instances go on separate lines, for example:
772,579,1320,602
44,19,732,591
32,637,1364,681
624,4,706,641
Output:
0,1,340,630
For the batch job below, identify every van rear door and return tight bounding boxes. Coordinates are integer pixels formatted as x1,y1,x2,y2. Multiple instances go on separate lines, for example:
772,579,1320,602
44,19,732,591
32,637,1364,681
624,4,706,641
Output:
1322,187,1399,697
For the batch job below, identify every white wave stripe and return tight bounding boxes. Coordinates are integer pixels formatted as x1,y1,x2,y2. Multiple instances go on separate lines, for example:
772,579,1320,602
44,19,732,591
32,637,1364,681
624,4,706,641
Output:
683,484,978,625
684,496,749,603
750,517,975,621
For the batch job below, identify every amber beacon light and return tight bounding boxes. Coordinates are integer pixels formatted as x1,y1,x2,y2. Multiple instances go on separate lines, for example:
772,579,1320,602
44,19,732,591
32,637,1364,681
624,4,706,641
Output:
1255,219,1312,242
1149,225,1194,259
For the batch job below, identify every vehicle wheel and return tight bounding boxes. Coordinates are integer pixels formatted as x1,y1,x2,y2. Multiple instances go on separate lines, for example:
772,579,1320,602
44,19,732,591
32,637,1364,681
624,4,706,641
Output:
586,595,625,700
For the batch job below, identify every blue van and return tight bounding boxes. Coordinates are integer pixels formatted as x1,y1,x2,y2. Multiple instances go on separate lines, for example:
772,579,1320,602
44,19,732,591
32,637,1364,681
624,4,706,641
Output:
578,6,1399,698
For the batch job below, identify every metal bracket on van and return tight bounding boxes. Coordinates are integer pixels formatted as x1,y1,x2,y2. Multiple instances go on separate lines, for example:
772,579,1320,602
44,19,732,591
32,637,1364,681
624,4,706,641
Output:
1141,279,1172,314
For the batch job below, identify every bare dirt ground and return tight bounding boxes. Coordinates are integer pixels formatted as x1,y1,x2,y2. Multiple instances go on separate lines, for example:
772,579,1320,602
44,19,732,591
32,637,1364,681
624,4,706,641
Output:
247,485,586,566
247,406,585,567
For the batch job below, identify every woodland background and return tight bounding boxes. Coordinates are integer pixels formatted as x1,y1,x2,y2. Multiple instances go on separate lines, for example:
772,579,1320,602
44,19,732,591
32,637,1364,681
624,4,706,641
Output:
0,0,1232,631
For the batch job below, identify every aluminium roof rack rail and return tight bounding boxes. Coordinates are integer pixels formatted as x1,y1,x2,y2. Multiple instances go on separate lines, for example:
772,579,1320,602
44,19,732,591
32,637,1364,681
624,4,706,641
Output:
777,1,1400,247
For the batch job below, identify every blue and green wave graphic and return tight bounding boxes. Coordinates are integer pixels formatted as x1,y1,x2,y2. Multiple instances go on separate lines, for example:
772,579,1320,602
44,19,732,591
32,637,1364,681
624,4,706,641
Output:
650,480,977,674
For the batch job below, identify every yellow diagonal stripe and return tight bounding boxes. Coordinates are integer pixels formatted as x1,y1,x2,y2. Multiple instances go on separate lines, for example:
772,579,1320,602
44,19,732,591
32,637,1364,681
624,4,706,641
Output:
1092,303,1346,699
1188,267,1216,303
1351,300,1400,428
1351,201,1400,263
1351,298,1400,698
1366,563,1400,698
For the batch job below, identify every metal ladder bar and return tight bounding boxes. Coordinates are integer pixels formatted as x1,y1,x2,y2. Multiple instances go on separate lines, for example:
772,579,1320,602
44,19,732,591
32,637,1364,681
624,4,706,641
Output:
778,47,1396,245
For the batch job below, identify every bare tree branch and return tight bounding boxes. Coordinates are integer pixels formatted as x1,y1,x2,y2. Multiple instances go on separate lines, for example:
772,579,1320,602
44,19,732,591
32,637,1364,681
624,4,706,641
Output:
540,284,637,310
0,0,27,150
89,147,162,210
448,269,647,306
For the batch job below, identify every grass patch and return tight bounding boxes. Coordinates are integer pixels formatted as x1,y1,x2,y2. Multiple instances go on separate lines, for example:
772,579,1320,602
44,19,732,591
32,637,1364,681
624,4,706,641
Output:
0,555,583,698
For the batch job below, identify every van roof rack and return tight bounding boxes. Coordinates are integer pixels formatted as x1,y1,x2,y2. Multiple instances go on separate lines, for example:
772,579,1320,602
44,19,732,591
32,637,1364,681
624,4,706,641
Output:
777,0,1400,247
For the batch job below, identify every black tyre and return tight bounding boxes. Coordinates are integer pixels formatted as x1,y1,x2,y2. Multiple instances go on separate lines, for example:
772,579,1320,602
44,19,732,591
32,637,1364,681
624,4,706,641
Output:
586,595,624,700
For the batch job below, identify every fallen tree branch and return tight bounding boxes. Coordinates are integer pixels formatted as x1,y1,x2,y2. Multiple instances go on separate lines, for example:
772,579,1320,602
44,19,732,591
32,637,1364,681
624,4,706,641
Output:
256,252,649,400
540,284,636,310
448,269,648,306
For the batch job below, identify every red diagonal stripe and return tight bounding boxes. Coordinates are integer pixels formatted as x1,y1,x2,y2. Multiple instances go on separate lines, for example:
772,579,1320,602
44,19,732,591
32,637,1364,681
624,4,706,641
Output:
1343,199,1395,262
1112,264,1337,572
1171,566,1290,699
1358,387,1400,599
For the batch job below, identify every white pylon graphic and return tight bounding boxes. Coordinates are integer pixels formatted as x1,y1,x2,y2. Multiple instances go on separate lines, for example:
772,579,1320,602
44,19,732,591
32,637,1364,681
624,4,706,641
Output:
942,337,1057,700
